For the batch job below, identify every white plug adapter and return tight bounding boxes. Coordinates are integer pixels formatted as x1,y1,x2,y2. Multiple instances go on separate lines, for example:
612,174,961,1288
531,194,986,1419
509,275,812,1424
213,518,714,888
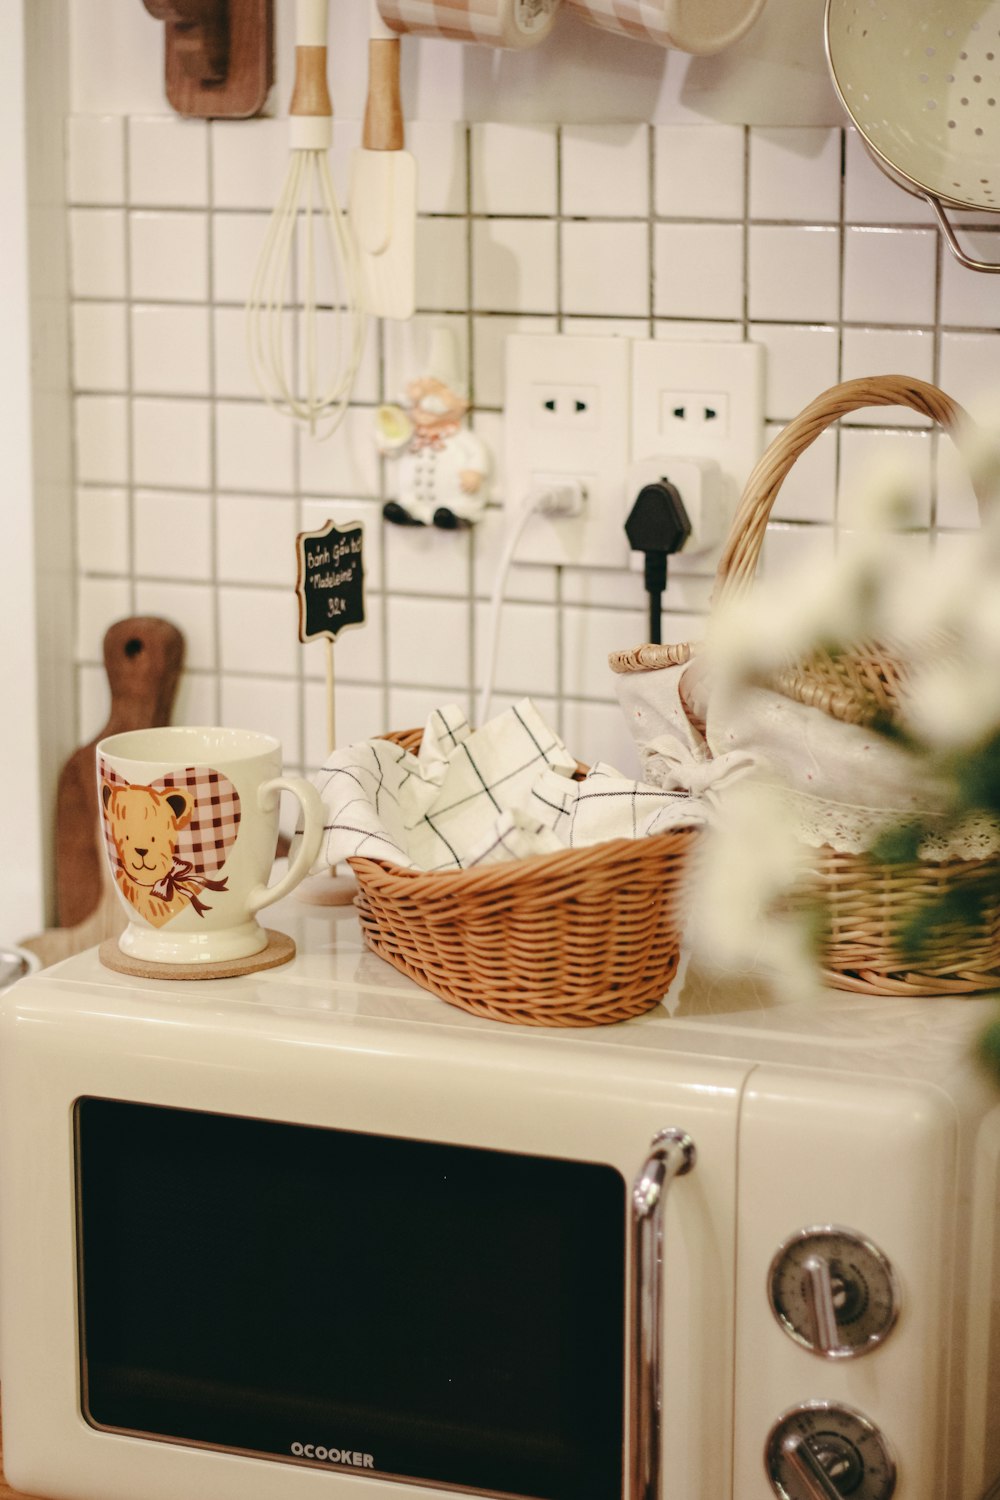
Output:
625,456,726,570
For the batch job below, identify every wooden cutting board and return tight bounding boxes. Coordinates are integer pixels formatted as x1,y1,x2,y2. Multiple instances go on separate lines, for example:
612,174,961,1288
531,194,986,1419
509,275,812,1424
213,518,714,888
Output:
20,617,184,968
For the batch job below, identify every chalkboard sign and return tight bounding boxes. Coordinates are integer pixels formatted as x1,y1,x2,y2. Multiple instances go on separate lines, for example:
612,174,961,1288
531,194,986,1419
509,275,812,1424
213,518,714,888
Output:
295,519,366,645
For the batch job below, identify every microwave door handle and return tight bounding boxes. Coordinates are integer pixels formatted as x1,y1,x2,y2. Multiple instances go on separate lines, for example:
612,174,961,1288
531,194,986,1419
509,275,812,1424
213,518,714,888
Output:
780,1434,844,1500
629,1128,697,1500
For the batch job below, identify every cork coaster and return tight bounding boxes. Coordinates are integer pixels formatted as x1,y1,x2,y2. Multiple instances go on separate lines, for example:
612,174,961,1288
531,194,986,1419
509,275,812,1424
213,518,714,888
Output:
98,928,296,981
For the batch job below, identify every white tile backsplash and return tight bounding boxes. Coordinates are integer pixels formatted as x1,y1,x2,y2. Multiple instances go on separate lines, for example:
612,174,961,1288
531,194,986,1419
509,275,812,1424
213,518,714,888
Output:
563,125,649,219
130,211,209,301
67,114,1000,760
128,117,209,207
654,222,744,319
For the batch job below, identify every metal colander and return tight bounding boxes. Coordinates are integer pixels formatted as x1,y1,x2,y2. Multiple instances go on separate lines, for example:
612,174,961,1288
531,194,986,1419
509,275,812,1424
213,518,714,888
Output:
826,0,1000,271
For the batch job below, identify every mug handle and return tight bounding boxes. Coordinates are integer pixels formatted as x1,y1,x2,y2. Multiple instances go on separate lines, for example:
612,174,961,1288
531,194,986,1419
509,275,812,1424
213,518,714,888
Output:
247,777,326,914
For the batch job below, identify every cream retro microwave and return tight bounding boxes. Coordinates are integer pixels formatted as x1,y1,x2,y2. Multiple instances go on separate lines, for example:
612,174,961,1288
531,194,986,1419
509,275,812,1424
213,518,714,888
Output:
1,903,999,1500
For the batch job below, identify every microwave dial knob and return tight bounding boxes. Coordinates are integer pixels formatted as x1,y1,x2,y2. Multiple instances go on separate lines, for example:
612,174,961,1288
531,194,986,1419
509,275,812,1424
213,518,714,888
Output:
765,1402,896,1500
768,1226,899,1358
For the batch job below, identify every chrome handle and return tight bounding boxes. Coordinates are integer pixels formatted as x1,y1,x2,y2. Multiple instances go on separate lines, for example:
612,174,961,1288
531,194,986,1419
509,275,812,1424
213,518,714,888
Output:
781,1434,845,1500
629,1127,697,1500
803,1255,841,1354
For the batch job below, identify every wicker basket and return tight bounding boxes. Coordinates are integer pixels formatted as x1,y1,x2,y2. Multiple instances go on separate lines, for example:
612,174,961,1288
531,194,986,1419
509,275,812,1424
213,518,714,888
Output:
349,729,699,1027
611,374,1000,998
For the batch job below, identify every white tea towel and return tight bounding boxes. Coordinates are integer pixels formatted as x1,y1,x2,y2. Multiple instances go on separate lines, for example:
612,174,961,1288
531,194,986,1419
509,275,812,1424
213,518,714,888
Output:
305,699,705,874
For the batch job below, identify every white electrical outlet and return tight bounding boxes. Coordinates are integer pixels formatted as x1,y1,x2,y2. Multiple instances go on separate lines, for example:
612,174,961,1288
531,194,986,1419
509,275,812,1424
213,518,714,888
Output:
630,340,764,573
504,334,631,568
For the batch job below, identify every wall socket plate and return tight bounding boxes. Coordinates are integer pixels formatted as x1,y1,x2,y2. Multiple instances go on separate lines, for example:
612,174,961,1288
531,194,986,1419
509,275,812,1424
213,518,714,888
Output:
630,340,764,573
503,334,631,569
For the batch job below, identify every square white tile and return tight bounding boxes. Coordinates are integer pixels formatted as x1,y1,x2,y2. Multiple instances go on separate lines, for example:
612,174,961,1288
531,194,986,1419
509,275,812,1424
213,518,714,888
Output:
130,211,209,302
408,121,468,215
171,669,220,727
559,699,642,779
128,117,209,207
840,328,936,422
415,217,469,311
749,323,840,421
212,212,269,305
211,119,289,210
939,332,1000,421
70,209,126,298
219,587,300,675
216,400,295,493
76,488,130,574
134,489,213,580
132,397,212,488
654,223,744,319
759,523,836,583
216,494,298,586
844,128,935,225
765,425,837,523
220,675,301,763
940,232,1000,326
76,576,133,661
75,395,129,485
472,219,558,314
304,682,385,768
473,510,557,603
473,600,558,699
387,684,471,732
131,304,211,394
67,116,125,204
843,227,937,326
471,315,556,409
300,498,385,592
77,664,111,742
72,302,128,391
838,428,933,528
561,605,648,701
214,305,272,398
749,127,841,222
385,518,471,598
562,221,649,318
748,226,840,322
562,125,649,218
134,580,216,670
471,124,557,216
654,125,744,220
386,595,472,690
298,407,380,498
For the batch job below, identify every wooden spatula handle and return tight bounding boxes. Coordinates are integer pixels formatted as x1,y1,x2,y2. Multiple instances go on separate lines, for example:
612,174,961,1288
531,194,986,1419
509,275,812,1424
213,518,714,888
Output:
363,38,404,151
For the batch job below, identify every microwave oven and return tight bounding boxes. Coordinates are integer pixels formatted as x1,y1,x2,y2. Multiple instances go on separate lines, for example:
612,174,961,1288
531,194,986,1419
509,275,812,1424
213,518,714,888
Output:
1,900,999,1500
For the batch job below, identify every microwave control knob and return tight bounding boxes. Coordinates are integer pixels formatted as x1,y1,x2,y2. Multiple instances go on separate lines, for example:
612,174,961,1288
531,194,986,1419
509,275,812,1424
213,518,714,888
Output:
765,1402,896,1500
768,1226,899,1358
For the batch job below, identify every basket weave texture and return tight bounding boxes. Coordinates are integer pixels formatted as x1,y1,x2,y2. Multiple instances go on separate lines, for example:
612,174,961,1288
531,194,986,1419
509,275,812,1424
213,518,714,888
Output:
349,729,699,1027
611,374,1000,998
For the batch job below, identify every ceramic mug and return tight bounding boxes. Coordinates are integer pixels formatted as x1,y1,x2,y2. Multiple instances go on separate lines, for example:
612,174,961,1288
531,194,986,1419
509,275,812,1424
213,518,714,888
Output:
97,726,325,966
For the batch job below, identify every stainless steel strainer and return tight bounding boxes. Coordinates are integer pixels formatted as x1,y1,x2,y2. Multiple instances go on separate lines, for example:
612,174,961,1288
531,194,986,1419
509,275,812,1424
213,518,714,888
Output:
826,0,1000,271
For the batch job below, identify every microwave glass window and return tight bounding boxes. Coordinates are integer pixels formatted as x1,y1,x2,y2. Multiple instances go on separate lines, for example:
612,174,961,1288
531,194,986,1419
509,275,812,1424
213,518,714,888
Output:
75,1099,626,1500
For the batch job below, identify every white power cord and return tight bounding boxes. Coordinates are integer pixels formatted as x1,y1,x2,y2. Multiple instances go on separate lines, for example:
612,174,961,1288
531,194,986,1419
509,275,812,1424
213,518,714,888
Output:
477,479,585,727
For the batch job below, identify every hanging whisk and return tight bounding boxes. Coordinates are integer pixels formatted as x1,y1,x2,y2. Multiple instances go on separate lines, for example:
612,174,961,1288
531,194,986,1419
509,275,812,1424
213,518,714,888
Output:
247,0,366,436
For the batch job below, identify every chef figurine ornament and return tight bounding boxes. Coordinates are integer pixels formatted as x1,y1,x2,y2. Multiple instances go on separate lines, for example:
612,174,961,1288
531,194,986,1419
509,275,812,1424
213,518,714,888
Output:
376,327,490,529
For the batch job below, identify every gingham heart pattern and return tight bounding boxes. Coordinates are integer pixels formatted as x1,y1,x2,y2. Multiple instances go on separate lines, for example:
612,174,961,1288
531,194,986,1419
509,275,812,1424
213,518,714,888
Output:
377,0,559,45
98,761,241,875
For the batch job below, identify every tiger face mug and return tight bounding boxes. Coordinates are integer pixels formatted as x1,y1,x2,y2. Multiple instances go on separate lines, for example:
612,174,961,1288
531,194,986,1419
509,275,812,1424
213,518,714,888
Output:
97,726,325,965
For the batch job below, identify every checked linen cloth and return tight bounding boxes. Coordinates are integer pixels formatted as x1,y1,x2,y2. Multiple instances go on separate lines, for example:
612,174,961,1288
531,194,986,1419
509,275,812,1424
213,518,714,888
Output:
300,699,706,875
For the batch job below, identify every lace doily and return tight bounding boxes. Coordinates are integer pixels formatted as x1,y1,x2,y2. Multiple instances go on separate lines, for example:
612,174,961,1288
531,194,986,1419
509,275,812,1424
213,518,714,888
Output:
778,786,1000,862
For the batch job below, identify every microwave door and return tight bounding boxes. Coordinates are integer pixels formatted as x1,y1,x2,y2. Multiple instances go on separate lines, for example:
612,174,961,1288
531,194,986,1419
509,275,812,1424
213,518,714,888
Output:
74,1098,629,1500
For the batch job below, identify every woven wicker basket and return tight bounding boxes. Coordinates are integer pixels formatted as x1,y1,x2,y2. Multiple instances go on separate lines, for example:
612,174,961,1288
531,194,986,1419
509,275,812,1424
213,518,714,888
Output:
349,729,699,1027
611,374,1000,998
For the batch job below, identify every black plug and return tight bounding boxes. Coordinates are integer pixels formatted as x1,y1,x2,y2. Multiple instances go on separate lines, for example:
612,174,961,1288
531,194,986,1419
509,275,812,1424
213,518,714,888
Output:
625,479,691,645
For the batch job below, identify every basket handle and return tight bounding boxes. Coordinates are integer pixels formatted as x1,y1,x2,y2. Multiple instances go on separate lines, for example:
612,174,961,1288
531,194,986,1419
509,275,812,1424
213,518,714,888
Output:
713,374,976,603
